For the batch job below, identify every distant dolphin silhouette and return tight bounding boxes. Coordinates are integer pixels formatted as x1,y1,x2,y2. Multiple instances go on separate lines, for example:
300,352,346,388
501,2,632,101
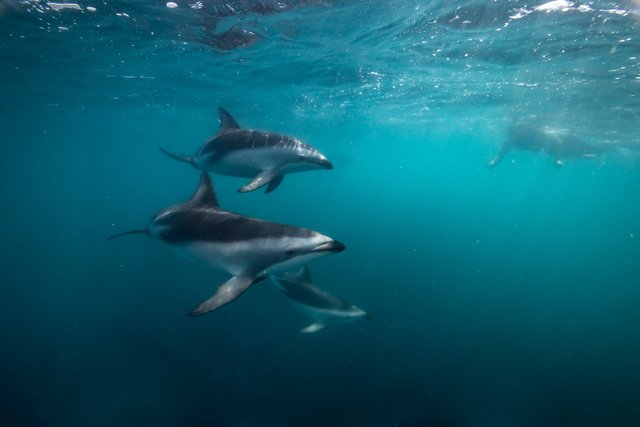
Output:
204,26,263,51
488,124,619,168
160,108,333,193
108,173,345,316
273,266,369,333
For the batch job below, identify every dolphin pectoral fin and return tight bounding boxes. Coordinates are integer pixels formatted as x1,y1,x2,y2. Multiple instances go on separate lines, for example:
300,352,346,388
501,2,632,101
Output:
264,174,284,194
300,322,325,334
238,170,279,193
188,276,256,317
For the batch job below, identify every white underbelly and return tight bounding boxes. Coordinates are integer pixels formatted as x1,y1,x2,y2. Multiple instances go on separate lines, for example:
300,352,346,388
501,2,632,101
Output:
177,241,264,276
211,148,298,176
176,238,323,277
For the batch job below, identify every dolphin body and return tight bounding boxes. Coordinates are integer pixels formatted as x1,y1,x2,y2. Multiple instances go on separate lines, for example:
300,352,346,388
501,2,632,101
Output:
160,108,333,193
273,266,369,333
108,173,345,316
488,124,616,168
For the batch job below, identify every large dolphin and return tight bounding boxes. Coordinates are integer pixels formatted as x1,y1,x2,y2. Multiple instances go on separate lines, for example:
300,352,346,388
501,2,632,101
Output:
273,266,369,334
488,123,617,168
108,172,345,316
160,108,333,193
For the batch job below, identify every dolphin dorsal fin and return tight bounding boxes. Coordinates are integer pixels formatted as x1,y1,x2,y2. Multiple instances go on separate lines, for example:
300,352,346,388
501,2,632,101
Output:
286,266,312,284
186,173,219,208
218,107,240,132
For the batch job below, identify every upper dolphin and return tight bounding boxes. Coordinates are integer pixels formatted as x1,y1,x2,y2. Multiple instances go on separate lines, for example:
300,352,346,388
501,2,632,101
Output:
108,172,345,316
160,108,333,193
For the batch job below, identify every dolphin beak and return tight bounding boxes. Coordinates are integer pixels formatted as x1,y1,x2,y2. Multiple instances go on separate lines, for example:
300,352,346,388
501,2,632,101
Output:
314,240,345,253
317,157,333,170
314,154,333,170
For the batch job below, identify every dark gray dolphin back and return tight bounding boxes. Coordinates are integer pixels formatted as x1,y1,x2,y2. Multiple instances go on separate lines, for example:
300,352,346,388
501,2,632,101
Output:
154,172,314,245
277,267,352,311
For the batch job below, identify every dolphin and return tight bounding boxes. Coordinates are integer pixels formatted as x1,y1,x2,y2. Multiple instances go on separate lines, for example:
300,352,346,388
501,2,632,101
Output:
488,123,616,168
273,266,369,333
160,108,333,193
204,26,263,51
108,172,345,316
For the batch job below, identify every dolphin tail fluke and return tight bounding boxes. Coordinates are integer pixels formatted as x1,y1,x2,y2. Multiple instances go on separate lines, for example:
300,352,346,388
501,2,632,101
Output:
188,275,257,317
159,146,193,165
300,322,325,334
106,228,149,241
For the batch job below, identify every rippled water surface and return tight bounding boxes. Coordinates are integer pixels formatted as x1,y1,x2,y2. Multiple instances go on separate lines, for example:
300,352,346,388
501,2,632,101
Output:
1,1,640,426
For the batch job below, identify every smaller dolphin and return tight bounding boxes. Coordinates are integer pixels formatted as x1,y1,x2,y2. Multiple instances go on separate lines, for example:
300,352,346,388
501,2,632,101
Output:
108,173,345,316
488,123,615,168
273,266,370,334
160,108,333,193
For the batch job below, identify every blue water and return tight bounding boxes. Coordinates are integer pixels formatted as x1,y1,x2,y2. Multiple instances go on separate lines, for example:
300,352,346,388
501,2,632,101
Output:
2,0,640,426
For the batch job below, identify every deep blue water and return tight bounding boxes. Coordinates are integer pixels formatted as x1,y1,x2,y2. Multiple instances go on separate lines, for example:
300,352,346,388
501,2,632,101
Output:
2,0,640,426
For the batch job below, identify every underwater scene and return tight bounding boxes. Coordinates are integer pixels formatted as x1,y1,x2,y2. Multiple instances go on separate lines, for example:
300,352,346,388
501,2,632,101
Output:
1,0,640,426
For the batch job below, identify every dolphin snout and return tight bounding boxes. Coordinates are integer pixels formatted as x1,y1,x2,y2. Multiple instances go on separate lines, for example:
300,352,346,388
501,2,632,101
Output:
331,240,345,252
314,240,345,253
322,159,334,170
316,157,333,170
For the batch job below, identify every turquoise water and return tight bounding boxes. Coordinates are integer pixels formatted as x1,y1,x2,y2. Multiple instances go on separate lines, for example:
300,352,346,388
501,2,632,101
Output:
1,1,640,426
